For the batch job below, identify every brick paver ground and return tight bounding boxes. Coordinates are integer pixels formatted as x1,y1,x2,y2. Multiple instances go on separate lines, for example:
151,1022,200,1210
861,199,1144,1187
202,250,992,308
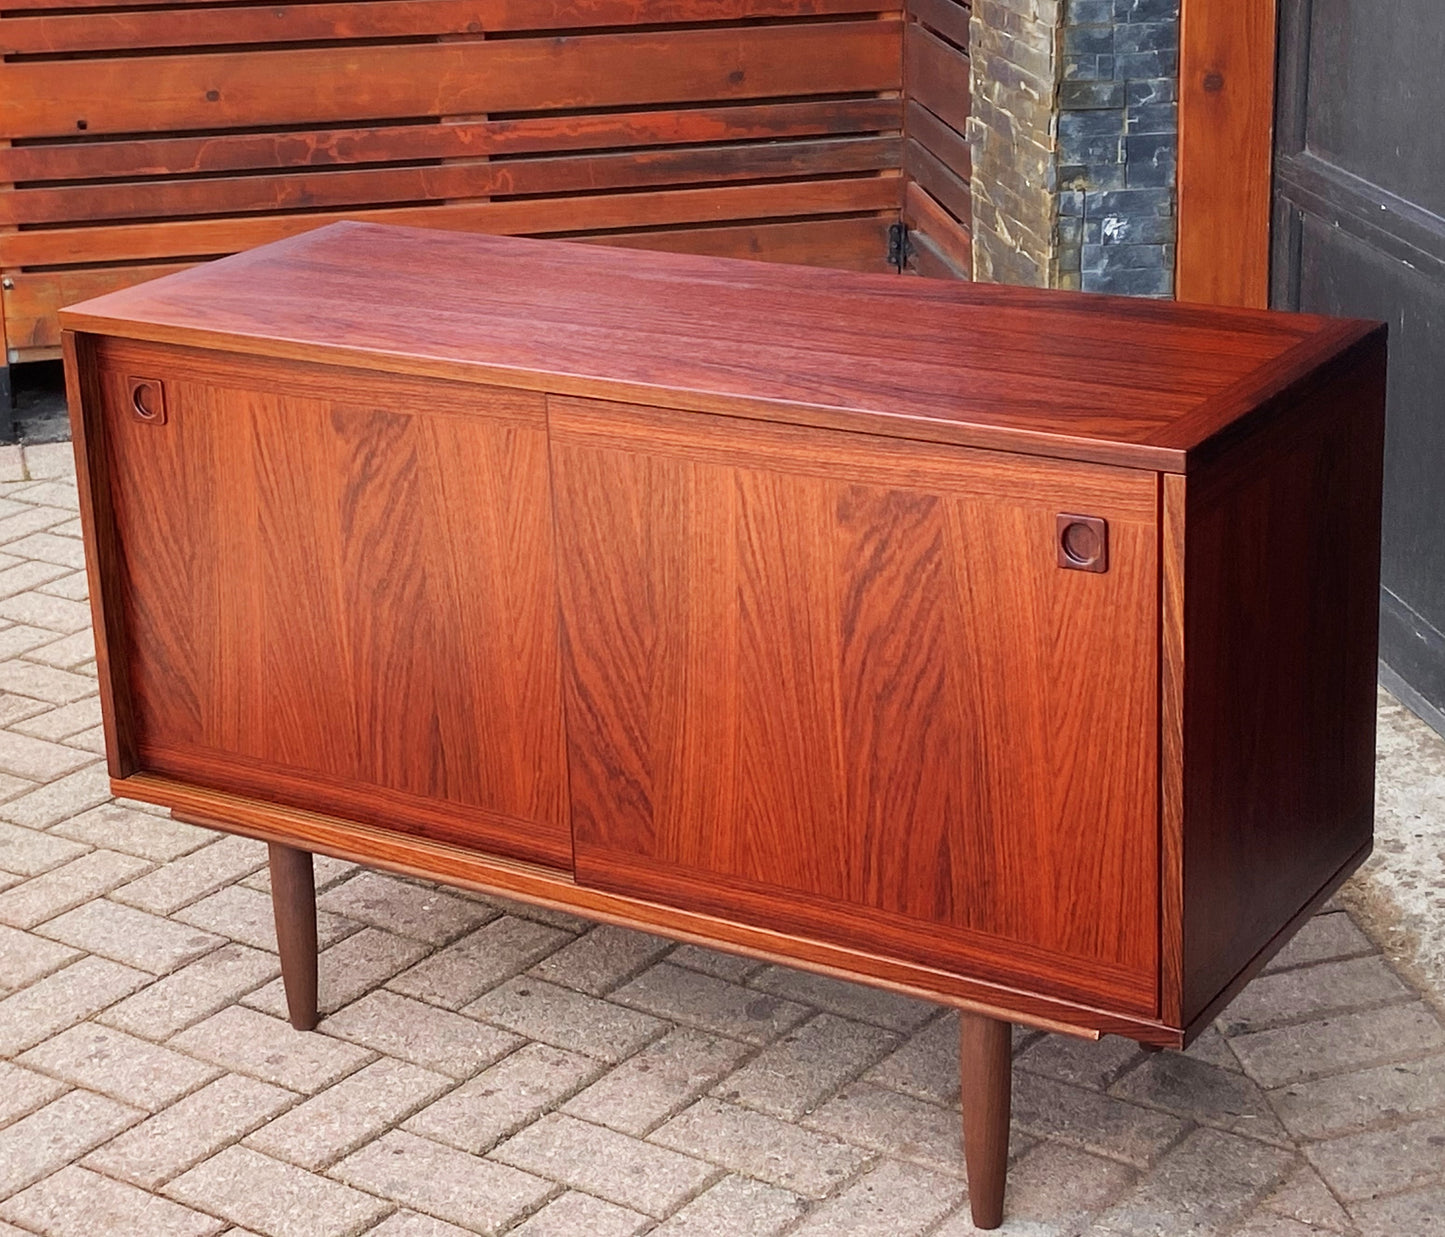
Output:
1,440,1443,1236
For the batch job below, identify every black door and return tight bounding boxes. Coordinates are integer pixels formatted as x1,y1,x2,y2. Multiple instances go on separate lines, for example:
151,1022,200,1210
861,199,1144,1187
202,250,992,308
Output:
1272,0,1445,732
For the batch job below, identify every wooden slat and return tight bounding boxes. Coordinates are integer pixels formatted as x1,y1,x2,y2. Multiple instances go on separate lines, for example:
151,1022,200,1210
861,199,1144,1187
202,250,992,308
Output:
904,137,970,228
903,179,970,276
0,21,902,140
0,100,902,185
1,0,897,55
1,174,901,267
1,136,899,225
586,214,893,271
905,97,970,185
4,262,196,352
904,21,969,137
907,0,969,49
1176,0,1276,307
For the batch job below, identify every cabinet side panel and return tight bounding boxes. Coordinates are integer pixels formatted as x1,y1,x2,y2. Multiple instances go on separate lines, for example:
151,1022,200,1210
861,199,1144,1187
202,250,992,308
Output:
1179,334,1387,1024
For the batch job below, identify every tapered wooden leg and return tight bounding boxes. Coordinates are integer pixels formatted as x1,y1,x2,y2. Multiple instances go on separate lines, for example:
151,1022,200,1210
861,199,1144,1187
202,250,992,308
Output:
268,843,318,1031
959,1011,1012,1230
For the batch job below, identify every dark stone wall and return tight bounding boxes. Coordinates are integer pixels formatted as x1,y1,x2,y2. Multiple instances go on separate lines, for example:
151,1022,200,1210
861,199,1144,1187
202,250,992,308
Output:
1056,0,1179,295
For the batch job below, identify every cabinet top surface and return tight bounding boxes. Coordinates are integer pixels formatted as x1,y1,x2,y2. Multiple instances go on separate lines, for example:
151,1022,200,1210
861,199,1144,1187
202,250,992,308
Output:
60,221,1380,470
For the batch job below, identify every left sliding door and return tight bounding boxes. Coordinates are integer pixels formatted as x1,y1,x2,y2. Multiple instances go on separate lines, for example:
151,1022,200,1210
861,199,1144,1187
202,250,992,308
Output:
83,337,571,868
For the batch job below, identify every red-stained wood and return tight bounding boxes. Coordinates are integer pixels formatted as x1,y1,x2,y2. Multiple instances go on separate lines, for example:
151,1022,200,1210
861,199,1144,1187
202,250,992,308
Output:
959,1012,1011,1230
904,180,972,277
904,21,971,137
552,395,1160,1012
1176,0,1277,306
61,223,1344,472
92,336,572,868
267,843,318,1031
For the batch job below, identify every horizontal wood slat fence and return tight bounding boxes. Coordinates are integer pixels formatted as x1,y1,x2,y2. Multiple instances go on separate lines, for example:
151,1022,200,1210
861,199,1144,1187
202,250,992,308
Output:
0,0,972,364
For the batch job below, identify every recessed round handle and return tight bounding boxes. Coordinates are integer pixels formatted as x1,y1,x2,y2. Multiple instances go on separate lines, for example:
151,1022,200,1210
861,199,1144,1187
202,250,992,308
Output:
1056,513,1108,573
1061,520,1101,566
131,382,158,420
126,377,166,424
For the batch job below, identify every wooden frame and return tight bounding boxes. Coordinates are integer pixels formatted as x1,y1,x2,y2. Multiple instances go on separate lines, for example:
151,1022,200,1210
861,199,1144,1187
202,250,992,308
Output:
1176,0,1279,307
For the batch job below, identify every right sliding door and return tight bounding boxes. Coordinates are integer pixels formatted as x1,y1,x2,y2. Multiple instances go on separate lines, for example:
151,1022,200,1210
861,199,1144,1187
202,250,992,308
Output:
550,395,1160,1014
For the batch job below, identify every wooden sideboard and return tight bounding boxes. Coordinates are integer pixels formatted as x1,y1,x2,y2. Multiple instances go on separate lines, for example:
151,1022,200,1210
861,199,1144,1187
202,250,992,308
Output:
60,222,1387,1229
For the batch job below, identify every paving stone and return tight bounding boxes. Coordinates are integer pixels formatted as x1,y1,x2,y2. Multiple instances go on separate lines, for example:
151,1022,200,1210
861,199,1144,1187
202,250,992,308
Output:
0,1059,67,1126
19,1021,218,1110
1011,1072,1187,1168
4,530,87,569
100,943,280,1040
0,661,99,704
0,772,36,805
322,989,520,1079
244,1056,453,1170
1269,1052,1445,1139
711,1013,898,1120
0,920,79,988
317,870,493,945
0,1089,142,1197
404,1042,602,1153
0,559,71,600
37,570,89,601
171,1006,374,1094
787,1157,964,1236
476,892,591,933
0,848,151,928
53,802,215,861
38,896,223,972
11,480,79,509
23,628,96,670
245,926,428,1018
83,1074,297,1190
1258,1164,1351,1231
1219,957,1413,1037
1019,1032,1146,1091
855,1011,960,1106
1349,1183,1445,1237
175,884,358,952
332,1129,552,1232
113,835,269,915
1182,1027,1244,1073
0,726,97,782
11,696,102,741
0,819,87,875
1108,1052,1289,1142
925,1210,1069,1237
1212,1213,1333,1236
61,724,106,755
0,1165,225,1237
563,1027,755,1137
0,623,65,659
493,1111,716,1218
1264,912,1375,974
364,1213,476,1237
612,963,811,1046
1095,1128,1297,1237
387,914,573,1010
0,691,51,728
669,944,764,985
803,1082,963,1175
165,1145,390,1237
1229,1002,1445,1088
0,762,111,827
0,955,151,1055
506,1190,650,1237
241,854,359,895
0,589,91,633
20,443,76,480
1304,1113,1445,1201
530,922,673,995
651,1098,871,1198
746,965,937,1033
465,975,665,1063
649,1175,807,1237
1003,1142,1139,1223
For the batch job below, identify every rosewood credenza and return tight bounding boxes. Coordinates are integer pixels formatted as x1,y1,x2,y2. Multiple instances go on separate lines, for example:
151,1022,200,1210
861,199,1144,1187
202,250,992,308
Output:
60,222,1387,1228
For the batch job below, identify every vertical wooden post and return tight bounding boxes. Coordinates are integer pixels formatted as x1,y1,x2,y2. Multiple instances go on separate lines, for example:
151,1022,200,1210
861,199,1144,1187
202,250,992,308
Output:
959,1011,1012,1230
268,842,318,1031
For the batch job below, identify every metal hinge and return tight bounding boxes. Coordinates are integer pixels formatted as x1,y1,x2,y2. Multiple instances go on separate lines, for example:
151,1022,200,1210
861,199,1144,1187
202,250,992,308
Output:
887,221,912,273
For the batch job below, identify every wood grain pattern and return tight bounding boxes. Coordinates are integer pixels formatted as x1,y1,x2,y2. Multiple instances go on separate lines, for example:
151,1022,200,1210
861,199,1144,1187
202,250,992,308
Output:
959,1012,1011,1230
93,337,571,867
1171,330,1387,1022
552,395,1160,1012
1176,0,1277,306
60,224,1347,472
